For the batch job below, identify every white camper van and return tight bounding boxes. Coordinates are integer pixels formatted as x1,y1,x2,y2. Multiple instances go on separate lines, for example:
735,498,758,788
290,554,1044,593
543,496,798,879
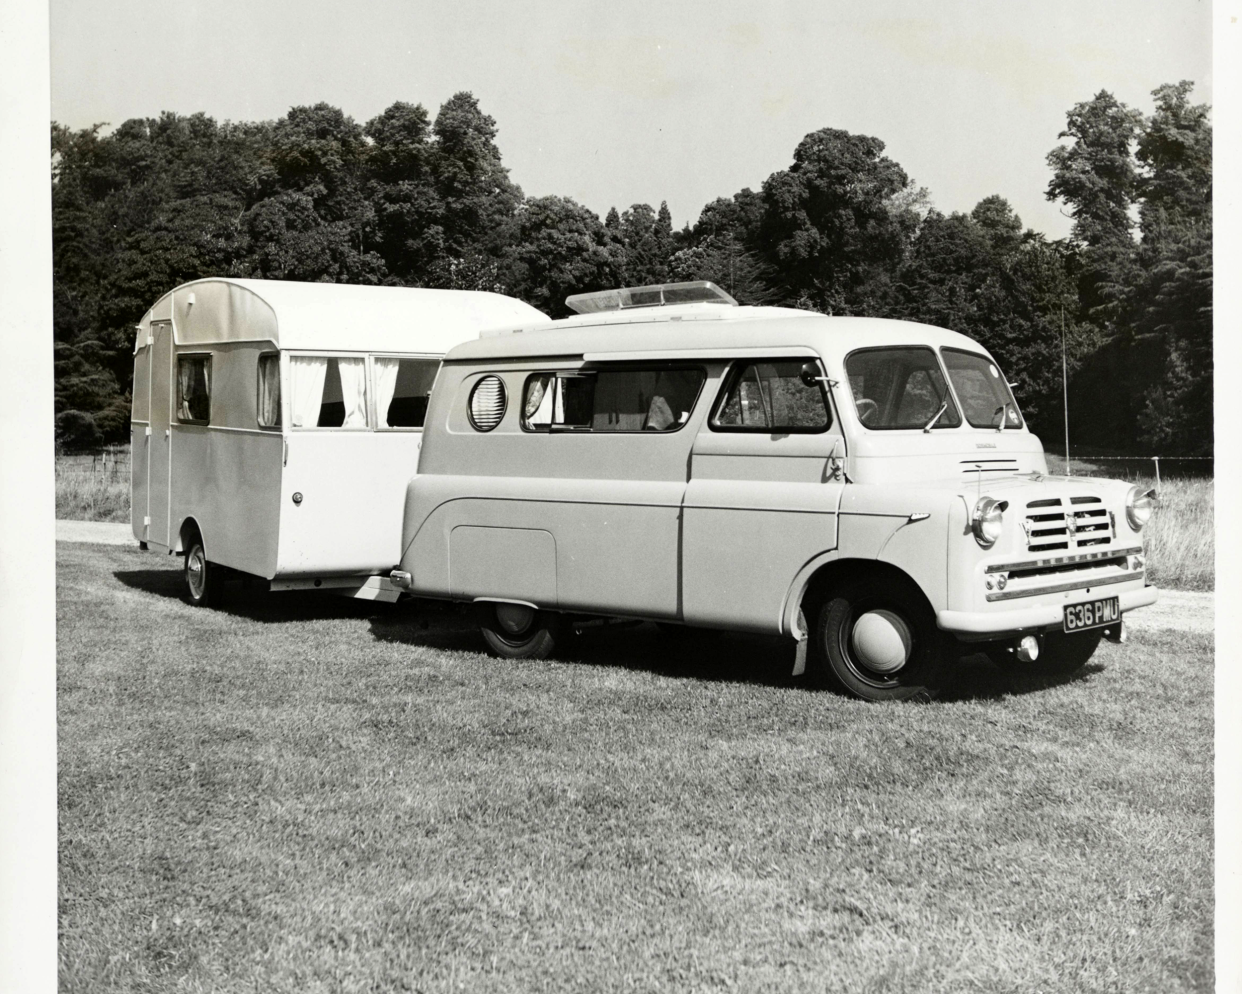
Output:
391,281,1157,701
129,277,548,605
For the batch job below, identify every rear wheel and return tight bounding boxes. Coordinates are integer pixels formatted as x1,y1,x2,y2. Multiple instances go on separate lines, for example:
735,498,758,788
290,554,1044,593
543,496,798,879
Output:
477,602,563,659
808,576,948,701
183,538,220,607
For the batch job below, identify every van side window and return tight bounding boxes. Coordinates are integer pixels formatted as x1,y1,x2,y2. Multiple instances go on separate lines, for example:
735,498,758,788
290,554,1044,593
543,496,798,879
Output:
712,360,832,433
522,367,705,432
844,347,961,430
257,354,281,428
374,357,438,428
289,356,369,429
176,354,211,424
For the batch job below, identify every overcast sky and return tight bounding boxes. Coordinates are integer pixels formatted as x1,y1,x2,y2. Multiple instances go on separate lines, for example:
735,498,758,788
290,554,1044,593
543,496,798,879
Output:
50,0,1211,240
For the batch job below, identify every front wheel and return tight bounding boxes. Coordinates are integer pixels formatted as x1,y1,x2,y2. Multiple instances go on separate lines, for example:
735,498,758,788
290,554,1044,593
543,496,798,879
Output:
808,577,949,701
476,602,563,659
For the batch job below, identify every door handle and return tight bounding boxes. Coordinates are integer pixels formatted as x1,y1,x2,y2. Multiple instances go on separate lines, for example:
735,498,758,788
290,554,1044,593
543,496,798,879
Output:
165,429,170,438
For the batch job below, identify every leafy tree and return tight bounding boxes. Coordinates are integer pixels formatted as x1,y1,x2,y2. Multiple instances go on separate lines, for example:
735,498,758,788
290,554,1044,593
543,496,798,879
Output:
756,128,918,314
1045,90,1143,327
501,196,621,316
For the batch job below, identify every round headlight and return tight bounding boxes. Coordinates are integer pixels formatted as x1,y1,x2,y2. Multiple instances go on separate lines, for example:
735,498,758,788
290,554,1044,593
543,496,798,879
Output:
1126,485,1157,530
971,497,1007,548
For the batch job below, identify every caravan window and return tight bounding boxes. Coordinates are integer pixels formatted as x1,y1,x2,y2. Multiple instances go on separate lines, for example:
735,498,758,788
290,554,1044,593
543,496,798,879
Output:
374,357,438,429
257,354,281,428
288,355,369,429
521,366,705,432
176,354,211,424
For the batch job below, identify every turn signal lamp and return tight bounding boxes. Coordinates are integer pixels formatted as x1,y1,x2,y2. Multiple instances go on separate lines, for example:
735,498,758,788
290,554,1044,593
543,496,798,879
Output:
565,281,738,314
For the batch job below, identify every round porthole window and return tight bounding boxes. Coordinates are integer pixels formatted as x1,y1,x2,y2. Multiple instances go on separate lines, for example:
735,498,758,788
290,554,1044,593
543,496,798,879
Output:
468,375,507,431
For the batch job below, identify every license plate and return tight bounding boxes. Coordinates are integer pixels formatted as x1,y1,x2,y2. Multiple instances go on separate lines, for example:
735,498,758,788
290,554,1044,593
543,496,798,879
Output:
1063,596,1120,633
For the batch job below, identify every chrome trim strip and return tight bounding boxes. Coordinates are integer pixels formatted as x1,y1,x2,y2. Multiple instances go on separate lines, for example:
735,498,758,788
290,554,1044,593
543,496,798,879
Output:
985,570,1144,602
986,546,1141,574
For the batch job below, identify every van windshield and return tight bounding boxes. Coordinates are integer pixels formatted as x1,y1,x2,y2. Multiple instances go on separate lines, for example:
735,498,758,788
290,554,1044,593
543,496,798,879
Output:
941,349,1023,429
843,347,961,430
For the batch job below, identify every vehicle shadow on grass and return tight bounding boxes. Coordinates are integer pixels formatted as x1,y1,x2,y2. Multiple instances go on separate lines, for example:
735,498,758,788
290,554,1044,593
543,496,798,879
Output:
371,612,1100,699
111,567,438,627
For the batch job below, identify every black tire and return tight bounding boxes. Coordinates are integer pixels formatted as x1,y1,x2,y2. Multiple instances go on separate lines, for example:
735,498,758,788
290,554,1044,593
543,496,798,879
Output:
476,602,562,659
183,538,220,607
807,576,949,701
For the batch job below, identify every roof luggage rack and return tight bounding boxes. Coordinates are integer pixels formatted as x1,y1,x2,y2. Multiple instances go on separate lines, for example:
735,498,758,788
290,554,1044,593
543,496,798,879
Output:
565,281,738,315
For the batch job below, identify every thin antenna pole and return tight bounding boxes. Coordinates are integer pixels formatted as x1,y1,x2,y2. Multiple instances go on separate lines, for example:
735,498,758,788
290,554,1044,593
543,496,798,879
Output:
1061,303,1071,477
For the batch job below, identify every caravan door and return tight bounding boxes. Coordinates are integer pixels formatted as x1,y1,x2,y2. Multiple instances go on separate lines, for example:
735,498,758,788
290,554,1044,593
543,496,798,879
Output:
147,320,173,549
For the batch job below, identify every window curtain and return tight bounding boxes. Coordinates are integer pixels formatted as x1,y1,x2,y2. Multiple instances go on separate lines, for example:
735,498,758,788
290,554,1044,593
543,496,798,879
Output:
289,356,328,428
338,357,368,427
258,357,281,427
374,358,401,428
177,360,194,420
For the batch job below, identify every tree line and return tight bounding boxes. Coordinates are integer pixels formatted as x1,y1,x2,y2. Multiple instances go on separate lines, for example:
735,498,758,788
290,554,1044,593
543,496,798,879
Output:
51,84,1210,454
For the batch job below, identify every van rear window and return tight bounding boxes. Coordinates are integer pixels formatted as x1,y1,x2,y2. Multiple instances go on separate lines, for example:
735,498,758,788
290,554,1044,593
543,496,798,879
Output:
522,367,705,432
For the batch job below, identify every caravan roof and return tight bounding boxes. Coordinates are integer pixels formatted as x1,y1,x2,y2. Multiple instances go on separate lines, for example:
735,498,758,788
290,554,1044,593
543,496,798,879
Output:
134,277,550,354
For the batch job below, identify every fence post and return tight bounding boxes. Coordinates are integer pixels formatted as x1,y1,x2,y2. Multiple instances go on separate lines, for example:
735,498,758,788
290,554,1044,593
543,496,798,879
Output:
1153,456,1160,488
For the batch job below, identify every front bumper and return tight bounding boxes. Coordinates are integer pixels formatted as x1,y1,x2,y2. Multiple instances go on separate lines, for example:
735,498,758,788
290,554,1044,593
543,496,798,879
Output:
937,584,1158,637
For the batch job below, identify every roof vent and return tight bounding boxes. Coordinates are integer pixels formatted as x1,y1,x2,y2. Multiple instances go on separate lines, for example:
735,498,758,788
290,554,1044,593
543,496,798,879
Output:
565,281,738,315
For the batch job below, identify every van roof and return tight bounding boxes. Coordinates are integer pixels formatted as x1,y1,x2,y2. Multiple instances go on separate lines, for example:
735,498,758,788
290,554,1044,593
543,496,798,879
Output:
135,277,550,353
445,303,986,363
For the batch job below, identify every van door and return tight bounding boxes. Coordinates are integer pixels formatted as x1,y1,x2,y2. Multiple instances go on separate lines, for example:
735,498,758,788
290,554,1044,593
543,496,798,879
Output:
147,320,173,549
681,358,845,633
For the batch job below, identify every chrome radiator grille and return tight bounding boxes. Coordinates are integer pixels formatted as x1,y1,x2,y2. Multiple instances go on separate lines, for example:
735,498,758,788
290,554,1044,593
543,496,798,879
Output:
1022,496,1112,552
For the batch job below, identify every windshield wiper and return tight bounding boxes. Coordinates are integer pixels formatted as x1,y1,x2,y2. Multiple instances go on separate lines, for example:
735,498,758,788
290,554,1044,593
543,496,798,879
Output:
923,400,948,433
994,403,1012,432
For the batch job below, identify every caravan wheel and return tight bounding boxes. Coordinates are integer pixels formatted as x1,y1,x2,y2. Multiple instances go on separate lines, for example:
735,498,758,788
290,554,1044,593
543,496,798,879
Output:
184,539,220,607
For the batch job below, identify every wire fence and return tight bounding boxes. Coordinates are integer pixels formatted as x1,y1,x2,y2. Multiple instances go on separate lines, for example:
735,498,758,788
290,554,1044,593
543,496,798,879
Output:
56,445,132,483
1046,454,1213,485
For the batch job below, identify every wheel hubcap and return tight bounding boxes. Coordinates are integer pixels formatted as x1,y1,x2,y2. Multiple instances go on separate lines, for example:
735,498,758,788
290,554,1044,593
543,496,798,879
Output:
495,603,535,636
187,550,205,598
850,609,912,675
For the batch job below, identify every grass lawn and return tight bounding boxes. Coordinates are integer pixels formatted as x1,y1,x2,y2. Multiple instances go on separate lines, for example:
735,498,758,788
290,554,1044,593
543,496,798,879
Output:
58,543,1213,993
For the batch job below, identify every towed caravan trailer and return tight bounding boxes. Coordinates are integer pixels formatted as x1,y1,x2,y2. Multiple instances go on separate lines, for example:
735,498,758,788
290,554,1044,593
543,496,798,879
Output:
130,277,548,604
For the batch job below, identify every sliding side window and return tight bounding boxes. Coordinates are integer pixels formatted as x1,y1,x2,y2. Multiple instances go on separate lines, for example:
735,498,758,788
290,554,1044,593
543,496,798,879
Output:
522,366,705,432
711,359,832,433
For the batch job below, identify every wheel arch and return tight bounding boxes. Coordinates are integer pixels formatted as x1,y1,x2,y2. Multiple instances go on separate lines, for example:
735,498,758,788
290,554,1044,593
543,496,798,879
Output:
782,555,935,640
176,516,204,556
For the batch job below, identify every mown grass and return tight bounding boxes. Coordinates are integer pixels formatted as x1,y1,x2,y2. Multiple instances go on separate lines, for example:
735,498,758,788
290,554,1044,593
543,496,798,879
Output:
58,542,1213,993
55,451,130,523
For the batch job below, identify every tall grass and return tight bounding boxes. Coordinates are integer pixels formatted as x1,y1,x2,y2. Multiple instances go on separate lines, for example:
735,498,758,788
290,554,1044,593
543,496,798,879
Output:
1045,455,1214,591
56,449,130,523
1141,476,1214,591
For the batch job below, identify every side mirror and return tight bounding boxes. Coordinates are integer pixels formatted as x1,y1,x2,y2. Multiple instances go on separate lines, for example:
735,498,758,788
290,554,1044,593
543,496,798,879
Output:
800,362,822,388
